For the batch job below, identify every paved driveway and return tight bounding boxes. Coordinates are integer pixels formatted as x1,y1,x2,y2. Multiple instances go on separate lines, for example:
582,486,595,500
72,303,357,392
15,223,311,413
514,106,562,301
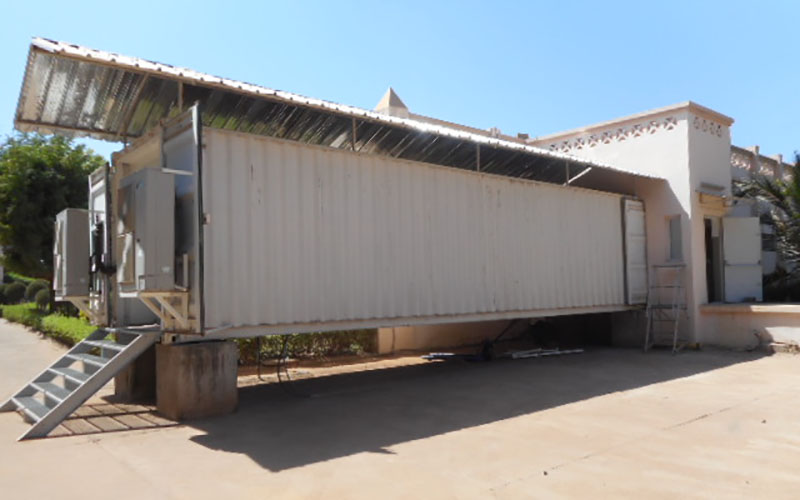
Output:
0,319,798,499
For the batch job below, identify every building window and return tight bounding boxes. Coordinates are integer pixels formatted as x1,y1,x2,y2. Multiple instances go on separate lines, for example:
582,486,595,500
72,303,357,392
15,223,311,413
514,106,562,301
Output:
668,215,682,262
762,231,776,252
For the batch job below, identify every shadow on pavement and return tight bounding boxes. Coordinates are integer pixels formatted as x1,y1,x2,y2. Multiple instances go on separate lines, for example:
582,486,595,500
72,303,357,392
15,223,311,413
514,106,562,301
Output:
188,347,765,471
49,402,179,438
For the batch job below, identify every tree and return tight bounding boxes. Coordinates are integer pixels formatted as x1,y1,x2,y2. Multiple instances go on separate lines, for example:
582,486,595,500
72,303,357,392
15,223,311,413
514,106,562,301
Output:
0,133,105,278
736,154,800,275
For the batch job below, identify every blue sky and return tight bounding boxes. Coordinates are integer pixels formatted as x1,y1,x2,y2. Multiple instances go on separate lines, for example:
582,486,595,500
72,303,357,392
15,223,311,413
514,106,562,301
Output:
1,1,797,161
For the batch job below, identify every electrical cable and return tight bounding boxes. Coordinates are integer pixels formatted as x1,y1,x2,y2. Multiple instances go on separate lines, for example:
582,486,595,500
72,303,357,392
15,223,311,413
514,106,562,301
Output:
493,319,520,344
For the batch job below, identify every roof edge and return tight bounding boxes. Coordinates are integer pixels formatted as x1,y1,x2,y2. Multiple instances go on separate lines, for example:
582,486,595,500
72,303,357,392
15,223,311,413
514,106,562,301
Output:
22,37,663,181
533,101,735,144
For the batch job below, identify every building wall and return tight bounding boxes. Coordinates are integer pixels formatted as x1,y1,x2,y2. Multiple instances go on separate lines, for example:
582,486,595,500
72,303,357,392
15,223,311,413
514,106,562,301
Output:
686,114,734,345
532,104,741,346
533,109,696,341
377,320,513,354
700,304,800,349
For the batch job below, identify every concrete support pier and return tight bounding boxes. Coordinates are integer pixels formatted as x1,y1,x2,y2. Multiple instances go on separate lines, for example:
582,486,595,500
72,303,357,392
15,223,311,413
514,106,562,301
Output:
155,341,238,420
114,344,156,402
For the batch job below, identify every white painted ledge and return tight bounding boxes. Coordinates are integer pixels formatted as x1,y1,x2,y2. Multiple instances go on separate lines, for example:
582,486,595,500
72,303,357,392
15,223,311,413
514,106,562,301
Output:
700,303,800,315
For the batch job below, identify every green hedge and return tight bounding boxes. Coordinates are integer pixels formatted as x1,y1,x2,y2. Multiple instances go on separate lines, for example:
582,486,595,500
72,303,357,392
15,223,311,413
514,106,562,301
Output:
25,280,49,302
1,303,95,346
3,283,26,304
35,289,51,310
6,272,35,286
237,329,377,364
40,314,96,345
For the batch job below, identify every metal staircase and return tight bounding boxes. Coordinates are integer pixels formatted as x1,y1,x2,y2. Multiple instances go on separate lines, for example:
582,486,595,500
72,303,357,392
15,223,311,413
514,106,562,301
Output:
644,264,687,354
0,328,159,440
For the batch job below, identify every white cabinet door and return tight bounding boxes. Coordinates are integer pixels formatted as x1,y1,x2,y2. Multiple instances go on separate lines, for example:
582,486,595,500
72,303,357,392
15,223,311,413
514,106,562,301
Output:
723,217,763,302
624,199,648,304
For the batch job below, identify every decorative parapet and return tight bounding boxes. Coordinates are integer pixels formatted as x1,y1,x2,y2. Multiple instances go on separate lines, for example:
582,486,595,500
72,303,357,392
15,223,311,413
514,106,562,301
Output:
532,101,733,156
692,116,725,138
731,145,792,181
543,116,679,154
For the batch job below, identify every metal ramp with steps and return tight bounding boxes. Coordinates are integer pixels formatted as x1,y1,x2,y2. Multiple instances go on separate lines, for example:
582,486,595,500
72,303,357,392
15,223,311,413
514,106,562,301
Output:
644,264,688,354
0,328,159,440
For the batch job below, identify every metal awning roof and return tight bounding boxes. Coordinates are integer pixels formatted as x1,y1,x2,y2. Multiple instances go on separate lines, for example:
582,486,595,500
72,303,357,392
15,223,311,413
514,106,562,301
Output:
15,37,661,186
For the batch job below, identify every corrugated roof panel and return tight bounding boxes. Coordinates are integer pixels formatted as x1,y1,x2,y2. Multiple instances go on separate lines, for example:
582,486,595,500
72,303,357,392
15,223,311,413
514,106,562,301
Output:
14,37,662,188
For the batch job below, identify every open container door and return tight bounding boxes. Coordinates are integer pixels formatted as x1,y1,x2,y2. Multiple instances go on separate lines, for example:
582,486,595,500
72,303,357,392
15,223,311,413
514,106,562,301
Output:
623,199,648,304
160,104,204,334
110,105,203,333
722,217,763,302
87,165,113,325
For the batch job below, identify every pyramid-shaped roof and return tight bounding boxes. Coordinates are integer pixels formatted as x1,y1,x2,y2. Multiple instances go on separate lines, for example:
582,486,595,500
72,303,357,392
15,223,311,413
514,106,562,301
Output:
374,87,408,114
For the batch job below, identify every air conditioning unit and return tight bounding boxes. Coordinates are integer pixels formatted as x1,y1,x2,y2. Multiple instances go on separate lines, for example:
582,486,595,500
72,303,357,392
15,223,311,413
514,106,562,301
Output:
117,167,175,294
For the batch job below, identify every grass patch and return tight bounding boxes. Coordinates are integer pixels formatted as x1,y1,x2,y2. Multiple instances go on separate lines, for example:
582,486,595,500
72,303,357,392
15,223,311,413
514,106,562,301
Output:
1,303,42,328
1,302,95,346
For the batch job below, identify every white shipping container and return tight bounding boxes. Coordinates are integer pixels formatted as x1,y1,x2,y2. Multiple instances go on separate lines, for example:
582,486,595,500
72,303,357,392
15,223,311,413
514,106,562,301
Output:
199,128,632,336
108,108,644,339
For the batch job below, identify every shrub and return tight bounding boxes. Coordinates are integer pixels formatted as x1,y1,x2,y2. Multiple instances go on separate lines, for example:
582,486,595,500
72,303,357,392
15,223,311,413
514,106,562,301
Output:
25,280,49,302
40,314,96,346
4,282,25,304
237,329,377,364
35,288,50,311
0,284,6,305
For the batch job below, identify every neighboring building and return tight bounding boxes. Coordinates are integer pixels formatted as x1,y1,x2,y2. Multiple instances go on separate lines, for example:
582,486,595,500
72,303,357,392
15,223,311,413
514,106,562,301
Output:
729,145,794,275
526,102,794,348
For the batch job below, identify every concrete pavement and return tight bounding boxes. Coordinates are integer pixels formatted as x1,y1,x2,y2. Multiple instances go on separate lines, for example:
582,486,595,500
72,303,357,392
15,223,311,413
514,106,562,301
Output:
0,318,798,499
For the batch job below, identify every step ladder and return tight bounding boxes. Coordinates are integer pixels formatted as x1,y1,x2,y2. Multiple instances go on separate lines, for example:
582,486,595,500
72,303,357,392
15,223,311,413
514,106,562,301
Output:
0,328,159,440
644,264,687,354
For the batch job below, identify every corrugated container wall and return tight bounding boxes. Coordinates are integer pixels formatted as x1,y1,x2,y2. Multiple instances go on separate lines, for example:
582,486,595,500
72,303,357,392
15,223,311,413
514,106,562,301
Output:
202,129,626,332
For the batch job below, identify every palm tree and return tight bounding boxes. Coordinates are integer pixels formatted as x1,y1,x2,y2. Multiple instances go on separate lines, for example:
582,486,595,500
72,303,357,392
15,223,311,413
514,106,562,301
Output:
736,155,800,299
738,156,800,268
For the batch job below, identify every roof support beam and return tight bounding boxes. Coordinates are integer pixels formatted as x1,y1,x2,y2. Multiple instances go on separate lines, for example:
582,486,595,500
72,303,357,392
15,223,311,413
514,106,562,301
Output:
567,167,592,185
118,75,150,140
351,117,357,151
15,119,121,142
